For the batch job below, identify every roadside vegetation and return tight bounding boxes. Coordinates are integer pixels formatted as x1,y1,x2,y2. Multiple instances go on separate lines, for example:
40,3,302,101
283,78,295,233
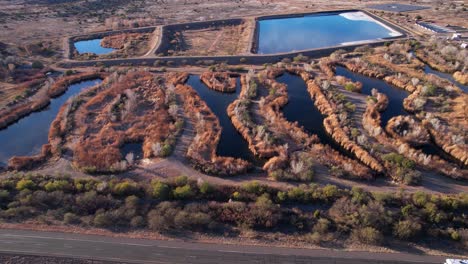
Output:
0,173,466,251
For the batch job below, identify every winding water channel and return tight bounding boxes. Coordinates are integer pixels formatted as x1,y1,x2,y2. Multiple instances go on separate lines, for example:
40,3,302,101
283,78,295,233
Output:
276,73,355,159
335,66,408,128
0,79,102,166
335,67,462,167
186,75,255,162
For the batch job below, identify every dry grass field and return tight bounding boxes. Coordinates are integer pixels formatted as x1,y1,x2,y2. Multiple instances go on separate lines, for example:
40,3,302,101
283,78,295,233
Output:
165,20,254,56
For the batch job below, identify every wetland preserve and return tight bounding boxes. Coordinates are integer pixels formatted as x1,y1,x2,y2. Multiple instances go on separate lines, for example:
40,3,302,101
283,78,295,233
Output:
0,1,467,262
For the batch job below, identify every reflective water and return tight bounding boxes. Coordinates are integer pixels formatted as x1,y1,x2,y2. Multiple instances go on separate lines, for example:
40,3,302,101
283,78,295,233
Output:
257,11,401,54
0,79,102,165
335,67,461,166
335,66,408,127
74,39,115,55
277,73,355,158
186,75,255,162
121,142,144,161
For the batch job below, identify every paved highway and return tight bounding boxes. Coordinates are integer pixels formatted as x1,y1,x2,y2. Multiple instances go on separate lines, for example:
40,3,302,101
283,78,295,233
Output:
0,229,449,264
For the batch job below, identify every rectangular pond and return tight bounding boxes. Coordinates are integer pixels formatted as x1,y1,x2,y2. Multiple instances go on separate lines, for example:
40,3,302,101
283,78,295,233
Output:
74,39,115,55
256,11,402,54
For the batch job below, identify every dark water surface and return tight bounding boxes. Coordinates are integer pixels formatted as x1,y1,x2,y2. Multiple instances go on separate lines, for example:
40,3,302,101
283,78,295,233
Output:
186,75,255,162
0,79,102,165
257,11,401,54
335,66,408,127
276,73,355,159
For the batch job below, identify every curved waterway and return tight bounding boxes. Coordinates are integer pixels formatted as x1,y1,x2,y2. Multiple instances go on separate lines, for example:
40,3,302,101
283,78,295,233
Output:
423,65,468,93
74,39,115,55
0,79,102,166
335,67,463,167
335,66,408,128
186,75,255,162
276,73,355,159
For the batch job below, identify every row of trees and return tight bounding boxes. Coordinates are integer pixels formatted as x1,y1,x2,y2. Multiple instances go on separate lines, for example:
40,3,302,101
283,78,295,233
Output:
0,173,466,248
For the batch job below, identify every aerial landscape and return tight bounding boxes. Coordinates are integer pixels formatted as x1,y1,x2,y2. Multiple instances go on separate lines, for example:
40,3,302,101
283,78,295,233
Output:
0,0,467,263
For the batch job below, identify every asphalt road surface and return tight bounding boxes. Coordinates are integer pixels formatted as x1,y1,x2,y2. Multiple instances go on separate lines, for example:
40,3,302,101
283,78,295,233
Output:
0,229,450,264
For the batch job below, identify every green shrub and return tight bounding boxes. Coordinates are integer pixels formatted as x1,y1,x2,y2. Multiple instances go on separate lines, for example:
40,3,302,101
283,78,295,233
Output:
174,175,188,186
173,185,193,200
351,227,383,245
112,181,139,196
393,220,421,240
64,212,80,224
199,182,213,194
151,181,171,200
16,179,36,191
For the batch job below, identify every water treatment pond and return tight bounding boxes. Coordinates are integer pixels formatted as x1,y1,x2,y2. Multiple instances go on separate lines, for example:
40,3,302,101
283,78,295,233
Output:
74,39,116,55
256,11,402,54
335,66,408,127
276,73,354,158
0,79,102,166
335,67,462,166
424,65,468,93
186,75,255,162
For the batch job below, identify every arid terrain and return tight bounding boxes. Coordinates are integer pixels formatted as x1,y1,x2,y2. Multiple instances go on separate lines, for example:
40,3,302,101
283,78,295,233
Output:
0,0,467,262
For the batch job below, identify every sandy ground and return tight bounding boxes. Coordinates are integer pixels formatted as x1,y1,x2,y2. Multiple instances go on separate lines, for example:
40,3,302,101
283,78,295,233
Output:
1,0,466,49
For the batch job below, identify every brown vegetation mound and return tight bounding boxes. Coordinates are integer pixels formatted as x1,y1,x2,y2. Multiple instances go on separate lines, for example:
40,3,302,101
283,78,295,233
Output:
71,71,180,173
200,71,237,93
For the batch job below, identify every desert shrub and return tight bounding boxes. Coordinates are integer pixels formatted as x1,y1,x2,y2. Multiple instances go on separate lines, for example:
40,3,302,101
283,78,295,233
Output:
393,220,421,240
344,83,356,92
351,227,383,245
151,180,171,200
312,218,331,235
44,180,72,192
130,216,145,228
64,212,80,224
344,101,356,112
382,153,415,169
241,181,263,194
173,185,193,200
93,211,113,227
199,182,214,194
174,175,188,186
16,179,36,191
112,181,139,197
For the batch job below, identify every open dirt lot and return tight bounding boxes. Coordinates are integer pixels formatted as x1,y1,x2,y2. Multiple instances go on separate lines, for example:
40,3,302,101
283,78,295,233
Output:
165,21,254,56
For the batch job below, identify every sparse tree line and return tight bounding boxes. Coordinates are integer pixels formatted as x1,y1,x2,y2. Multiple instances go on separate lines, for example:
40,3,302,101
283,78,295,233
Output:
0,173,466,249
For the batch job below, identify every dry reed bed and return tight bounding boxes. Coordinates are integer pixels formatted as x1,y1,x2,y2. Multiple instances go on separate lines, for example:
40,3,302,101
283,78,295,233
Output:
363,90,467,180
67,71,180,173
200,71,237,93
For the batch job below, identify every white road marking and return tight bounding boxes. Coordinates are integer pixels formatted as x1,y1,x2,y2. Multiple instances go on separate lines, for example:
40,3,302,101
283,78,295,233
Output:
0,234,153,247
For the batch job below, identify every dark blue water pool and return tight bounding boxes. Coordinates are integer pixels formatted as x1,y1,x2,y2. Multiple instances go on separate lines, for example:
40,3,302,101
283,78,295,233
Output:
256,11,401,54
186,76,255,162
74,39,115,55
0,79,102,165
335,66,408,127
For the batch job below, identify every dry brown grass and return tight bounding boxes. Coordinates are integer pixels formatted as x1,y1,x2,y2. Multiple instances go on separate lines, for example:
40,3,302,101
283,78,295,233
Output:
71,71,179,173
